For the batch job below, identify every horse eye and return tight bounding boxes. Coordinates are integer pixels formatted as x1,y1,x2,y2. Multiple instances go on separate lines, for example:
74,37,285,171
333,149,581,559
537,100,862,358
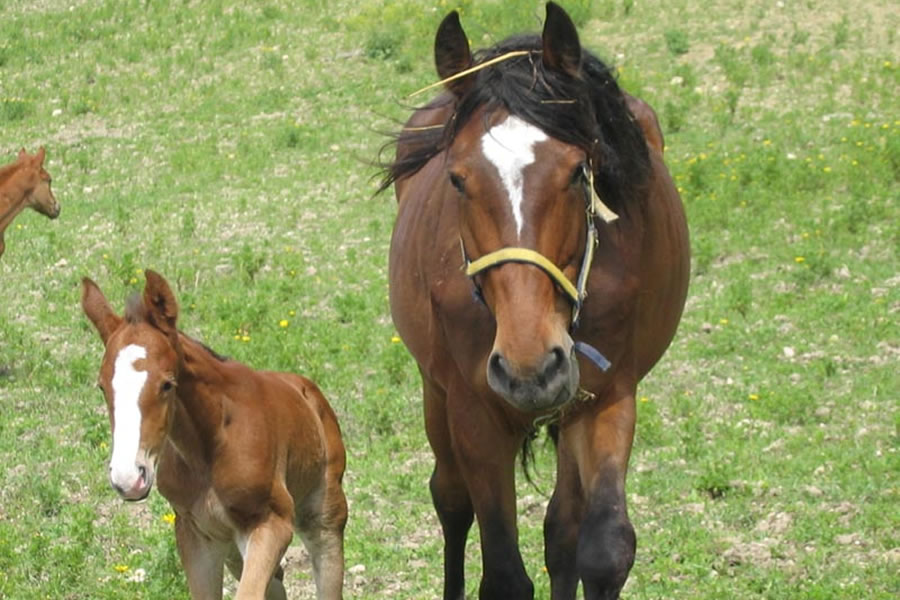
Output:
161,380,174,393
449,172,465,194
571,164,588,186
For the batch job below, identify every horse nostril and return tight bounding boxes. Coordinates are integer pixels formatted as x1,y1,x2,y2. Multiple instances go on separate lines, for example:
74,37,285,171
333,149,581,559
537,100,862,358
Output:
537,347,567,386
489,352,510,383
137,465,147,482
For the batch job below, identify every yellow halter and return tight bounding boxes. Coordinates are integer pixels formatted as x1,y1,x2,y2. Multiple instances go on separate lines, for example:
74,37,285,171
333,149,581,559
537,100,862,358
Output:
461,168,615,327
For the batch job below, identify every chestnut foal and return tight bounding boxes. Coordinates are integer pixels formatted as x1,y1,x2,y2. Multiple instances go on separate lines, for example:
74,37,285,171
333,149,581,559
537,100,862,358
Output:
0,147,59,260
82,270,347,600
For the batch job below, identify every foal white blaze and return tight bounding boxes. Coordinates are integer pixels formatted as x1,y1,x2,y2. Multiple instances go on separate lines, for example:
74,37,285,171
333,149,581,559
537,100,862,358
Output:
480,115,548,237
109,343,148,495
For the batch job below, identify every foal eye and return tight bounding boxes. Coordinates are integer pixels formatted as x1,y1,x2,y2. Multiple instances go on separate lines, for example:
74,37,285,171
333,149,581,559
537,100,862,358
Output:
161,380,174,393
449,172,466,194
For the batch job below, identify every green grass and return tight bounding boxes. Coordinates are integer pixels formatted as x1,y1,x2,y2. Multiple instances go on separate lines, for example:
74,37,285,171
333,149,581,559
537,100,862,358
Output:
0,0,897,598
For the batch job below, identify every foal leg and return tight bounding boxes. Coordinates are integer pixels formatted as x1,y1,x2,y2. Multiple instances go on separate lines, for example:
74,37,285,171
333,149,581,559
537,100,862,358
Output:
175,516,227,600
424,378,473,600
552,384,637,600
297,481,347,600
234,515,293,600
225,547,287,600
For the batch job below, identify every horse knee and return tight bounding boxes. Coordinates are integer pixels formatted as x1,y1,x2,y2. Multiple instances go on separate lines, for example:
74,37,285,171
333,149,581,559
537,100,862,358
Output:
543,497,578,573
576,509,635,595
430,470,473,530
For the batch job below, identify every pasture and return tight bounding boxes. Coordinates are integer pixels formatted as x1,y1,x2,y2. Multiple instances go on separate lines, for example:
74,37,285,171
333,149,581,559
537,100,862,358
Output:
0,0,896,598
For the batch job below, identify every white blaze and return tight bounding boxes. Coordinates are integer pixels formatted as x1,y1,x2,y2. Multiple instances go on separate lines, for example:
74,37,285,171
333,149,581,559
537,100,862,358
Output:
109,344,148,491
481,115,548,236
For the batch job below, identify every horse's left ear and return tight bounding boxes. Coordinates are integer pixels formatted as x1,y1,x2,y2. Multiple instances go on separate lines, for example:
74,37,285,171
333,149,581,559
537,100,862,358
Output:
17,148,28,161
34,147,46,165
542,1,582,77
142,269,179,336
434,10,474,97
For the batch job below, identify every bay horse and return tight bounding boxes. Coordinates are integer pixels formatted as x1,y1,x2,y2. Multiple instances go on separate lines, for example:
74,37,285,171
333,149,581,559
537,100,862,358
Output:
0,147,59,260
82,270,347,600
383,3,689,599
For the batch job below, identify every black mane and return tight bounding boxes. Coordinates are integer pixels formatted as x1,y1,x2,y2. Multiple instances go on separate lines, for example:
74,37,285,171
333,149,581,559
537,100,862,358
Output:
379,33,651,211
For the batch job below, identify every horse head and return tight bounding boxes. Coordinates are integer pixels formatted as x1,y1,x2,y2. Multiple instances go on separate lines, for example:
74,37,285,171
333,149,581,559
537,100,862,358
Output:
82,270,181,502
16,147,60,219
435,4,599,412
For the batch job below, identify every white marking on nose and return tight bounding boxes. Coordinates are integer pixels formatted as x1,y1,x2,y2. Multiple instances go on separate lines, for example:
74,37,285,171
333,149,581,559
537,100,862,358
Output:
109,344,148,491
481,115,548,237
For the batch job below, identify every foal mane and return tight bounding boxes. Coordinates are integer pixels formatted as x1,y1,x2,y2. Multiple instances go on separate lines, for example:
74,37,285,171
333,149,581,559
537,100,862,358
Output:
0,161,22,188
379,33,651,212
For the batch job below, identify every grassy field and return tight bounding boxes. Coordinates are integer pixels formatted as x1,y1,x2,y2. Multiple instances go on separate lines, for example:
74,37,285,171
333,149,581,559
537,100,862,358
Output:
0,0,897,598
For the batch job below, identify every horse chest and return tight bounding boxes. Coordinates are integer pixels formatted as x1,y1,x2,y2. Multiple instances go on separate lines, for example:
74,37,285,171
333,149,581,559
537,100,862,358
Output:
157,455,236,541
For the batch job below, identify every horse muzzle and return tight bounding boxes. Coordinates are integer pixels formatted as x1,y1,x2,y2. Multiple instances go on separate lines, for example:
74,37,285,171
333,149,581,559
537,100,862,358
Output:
109,459,154,502
487,344,580,412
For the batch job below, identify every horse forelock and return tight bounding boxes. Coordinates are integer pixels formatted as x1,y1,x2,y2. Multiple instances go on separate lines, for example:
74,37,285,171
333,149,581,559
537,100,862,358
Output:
382,33,651,210
124,293,147,325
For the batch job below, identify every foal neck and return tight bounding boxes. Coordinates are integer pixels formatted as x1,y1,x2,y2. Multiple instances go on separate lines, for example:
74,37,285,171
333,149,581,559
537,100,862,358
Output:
168,334,230,462
0,165,31,230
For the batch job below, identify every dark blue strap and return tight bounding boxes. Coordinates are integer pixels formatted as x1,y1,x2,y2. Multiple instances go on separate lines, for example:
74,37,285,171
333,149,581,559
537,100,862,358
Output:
574,341,611,372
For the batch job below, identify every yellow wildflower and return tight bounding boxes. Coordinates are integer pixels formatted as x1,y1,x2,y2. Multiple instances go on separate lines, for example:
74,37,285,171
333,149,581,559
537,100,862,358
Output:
279,319,289,328
162,513,176,525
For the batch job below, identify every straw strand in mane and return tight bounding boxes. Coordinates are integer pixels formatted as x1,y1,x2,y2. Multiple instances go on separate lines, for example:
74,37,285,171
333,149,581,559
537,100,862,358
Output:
379,34,650,212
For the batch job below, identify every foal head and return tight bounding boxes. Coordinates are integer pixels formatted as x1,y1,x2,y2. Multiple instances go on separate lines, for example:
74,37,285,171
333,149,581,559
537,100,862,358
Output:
15,148,60,219
428,4,640,412
82,271,181,502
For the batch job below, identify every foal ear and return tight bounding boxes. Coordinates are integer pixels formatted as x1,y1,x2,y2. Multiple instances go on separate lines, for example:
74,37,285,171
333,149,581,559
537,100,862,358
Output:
34,147,46,165
142,269,179,336
82,277,123,344
542,1,582,77
17,148,28,161
434,11,474,97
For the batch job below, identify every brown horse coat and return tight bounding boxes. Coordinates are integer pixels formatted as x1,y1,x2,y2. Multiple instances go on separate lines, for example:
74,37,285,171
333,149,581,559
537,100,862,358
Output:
386,4,688,599
0,147,59,260
83,271,347,600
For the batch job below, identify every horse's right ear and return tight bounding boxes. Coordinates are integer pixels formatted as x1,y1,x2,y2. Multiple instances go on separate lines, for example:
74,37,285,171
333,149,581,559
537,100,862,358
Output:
142,269,178,337
434,11,474,97
17,148,27,161
82,277,122,344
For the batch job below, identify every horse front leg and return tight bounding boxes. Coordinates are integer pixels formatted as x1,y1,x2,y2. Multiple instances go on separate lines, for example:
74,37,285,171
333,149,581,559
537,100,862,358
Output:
234,514,293,600
174,514,227,600
544,431,585,600
446,386,533,600
546,382,637,600
424,378,473,600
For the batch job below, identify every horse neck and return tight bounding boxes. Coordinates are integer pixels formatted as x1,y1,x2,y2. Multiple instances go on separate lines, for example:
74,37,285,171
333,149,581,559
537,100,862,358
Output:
0,166,30,231
167,334,227,464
